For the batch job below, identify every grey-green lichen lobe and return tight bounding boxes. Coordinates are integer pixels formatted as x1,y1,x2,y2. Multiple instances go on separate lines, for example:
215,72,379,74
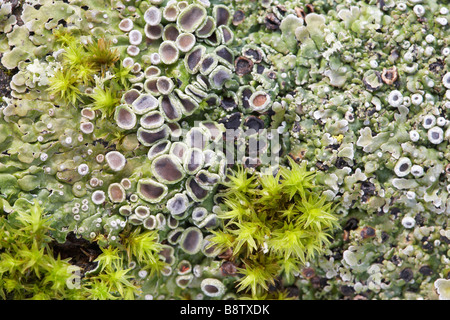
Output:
1,0,449,300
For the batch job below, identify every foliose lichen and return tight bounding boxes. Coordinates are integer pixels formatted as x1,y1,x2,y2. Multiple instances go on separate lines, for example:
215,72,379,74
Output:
0,0,449,300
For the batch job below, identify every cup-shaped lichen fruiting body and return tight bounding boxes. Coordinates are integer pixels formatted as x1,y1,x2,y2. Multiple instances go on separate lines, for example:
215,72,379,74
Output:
213,5,231,27
119,205,133,217
144,77,160,95
177,4,207,33
134,205,151,220
195,170,221,190
176,32,196,53
159,94,183,122
128,30,143,46
156,76,175,95
132,93,159,115
167,193,190,217
196,16,216,38
241,44,265,64
196,214,219,229
137,125,170,147
136,178,168,204
214,45,234,68
185,127,210,150
80,121,94,134
167,215,179,229
183,147,205,175
174,89,200,116
176,274,194,288
235,56,254,77
143,215,158,230
248,91,271,113
151,154,186,184
145,23,164,40
91,190,106,205
208,65,232,89
128,213,144,226
127,45,140,57
162,23,180,41
105,151,127,172
184,45,206,74
199,53,218,76
184,84,208,102
108,183,126,203
168,227,184,244
218,25,234,45
121,88,140,105
114,104,137,130
140,110,164,130
144,6,162,27
393,157,412,177
119,18,133,32
179,226,204,254
144,66,161,79
201,278,226,298
147,139,171,160
163,3,179,22
186,176,209,202
159,41,179,65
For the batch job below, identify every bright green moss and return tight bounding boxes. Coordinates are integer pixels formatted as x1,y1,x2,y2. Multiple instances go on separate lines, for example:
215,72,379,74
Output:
48,34,128,118
210,157,340,298
0,200,162,300
46,68,81,105
89,86,121,118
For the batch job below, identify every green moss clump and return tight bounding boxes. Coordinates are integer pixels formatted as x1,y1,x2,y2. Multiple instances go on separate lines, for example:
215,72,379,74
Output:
210,158,340,298
0,199,164,300
47,32,129,118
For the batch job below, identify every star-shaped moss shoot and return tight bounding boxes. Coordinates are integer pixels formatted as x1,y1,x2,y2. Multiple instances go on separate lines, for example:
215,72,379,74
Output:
235,257,278,297
279,157,316,199
47,67,81,105
85,38,120,72
89,86,120,119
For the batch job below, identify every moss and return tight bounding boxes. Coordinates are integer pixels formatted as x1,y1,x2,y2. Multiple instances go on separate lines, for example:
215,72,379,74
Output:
0,200,152,299
210,158,340,297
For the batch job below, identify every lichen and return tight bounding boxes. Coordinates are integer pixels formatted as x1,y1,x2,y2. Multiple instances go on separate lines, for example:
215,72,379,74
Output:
0,0,449,301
